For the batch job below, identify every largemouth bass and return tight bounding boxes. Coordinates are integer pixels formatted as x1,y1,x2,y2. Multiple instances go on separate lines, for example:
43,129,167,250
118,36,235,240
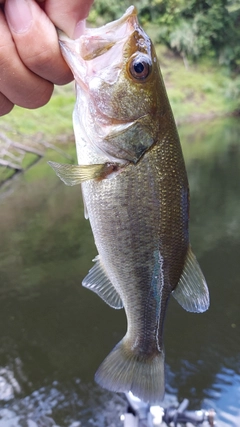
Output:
49,6,209,404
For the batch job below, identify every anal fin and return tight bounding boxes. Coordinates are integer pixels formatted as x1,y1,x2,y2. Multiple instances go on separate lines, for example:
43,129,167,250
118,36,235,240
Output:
82,256,123,309
172,246,209,313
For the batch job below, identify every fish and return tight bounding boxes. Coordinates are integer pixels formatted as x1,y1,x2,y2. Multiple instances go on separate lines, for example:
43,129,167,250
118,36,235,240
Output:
49,6,209,404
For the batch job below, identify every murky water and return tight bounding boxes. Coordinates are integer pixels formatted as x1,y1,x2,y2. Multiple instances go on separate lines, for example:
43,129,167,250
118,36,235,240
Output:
0,117,239,426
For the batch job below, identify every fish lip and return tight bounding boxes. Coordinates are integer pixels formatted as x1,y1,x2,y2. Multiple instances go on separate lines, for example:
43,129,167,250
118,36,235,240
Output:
84,5,138,36
58,5,139,63
58,6,138,42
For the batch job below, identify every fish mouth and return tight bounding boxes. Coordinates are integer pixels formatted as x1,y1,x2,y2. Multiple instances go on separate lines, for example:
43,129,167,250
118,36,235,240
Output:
78,5,138,60
58,6,139,91
58,6,138,53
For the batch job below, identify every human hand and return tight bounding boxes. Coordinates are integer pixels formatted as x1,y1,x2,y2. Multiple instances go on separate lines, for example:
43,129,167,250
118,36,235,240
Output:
0,0,94,116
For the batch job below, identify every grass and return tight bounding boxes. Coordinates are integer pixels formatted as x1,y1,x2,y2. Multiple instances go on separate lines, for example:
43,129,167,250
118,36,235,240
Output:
1,84,75,138
154,44,240,123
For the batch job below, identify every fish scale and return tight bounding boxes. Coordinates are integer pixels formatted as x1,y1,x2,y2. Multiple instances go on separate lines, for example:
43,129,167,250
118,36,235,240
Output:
81,129,188,385
49,5,210,404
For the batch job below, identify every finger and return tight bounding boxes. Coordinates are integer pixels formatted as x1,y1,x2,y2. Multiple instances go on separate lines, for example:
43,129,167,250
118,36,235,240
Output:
5,0,73,85
0,9,53,109
44,0,94,38
0,93,14,116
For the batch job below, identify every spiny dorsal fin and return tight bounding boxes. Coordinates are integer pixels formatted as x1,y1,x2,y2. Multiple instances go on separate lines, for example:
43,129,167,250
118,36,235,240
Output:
82,256,123,309
172,246,209,313
48,161,117,185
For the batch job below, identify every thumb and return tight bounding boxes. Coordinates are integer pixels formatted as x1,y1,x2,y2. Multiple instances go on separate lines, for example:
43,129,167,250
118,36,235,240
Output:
43,0,94,38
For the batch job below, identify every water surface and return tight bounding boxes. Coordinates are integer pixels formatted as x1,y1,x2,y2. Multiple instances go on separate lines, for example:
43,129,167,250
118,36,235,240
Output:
0,117,239,426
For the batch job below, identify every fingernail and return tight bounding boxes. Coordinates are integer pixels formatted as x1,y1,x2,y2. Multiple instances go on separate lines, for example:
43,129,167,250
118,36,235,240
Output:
73,20,86,39
5,0,33,33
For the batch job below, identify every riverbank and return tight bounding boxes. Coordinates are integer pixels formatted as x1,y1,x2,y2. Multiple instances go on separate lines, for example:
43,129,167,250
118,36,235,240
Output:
155,45,240,124
1,44,239,139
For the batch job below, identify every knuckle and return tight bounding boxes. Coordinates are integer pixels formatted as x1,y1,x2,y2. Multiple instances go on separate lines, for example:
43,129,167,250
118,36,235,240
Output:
0,95,14,116
55,68,73,85
22,81,54,109
23,45,71,85
0,40,14,67
26,45,55,69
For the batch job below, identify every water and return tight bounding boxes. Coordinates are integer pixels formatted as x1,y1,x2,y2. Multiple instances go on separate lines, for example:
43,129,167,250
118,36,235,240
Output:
0,117,239,426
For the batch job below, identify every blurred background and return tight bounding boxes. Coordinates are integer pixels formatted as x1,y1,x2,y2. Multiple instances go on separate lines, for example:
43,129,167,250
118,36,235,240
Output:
0,1,240,426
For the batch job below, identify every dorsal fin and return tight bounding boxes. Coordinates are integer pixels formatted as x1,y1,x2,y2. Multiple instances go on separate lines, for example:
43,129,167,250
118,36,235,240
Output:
172,246,209,313
82,256,123,309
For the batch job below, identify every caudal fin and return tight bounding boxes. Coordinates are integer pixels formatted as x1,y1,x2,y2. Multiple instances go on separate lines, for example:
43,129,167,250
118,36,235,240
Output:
95,338,165,404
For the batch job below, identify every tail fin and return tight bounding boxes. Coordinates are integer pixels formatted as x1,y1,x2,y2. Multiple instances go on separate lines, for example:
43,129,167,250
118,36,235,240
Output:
95,338,165,404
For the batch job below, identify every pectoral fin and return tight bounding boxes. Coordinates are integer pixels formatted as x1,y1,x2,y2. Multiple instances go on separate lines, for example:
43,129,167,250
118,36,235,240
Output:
82,255,123,309
48,161,116,185
172,246,209,313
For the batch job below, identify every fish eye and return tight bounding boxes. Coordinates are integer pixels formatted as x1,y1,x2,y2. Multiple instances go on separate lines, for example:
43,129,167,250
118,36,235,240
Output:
129,55,151,80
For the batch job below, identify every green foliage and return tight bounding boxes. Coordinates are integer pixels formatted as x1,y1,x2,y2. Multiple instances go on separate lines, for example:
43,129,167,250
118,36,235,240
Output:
88,0,240,70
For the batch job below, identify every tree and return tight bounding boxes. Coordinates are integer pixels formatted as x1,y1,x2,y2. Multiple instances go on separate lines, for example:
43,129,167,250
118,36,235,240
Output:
89,0,240,70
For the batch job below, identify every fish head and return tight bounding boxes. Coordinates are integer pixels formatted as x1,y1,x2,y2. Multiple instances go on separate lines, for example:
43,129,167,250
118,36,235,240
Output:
59,6,171,163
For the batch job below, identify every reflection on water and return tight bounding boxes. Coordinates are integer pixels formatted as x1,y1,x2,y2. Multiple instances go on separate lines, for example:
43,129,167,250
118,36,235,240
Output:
0,117,240,426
